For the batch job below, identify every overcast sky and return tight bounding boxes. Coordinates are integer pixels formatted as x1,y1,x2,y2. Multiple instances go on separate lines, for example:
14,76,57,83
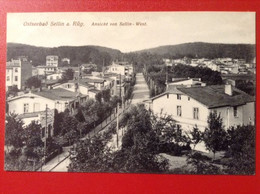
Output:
7,12,255,52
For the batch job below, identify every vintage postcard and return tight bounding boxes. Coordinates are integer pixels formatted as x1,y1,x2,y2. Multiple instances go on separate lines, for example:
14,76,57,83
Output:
5,12,255,174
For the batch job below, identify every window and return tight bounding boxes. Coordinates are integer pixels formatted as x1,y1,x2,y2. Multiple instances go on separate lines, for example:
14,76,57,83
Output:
188,97,190,101
193,107,199,120
167,94,169,99
15,68,18,72
24,103,29,113
6,76,10,81
177,106,182,117
234,106,238,117
177,94,181,100
34,103,40,112
15,76,18,81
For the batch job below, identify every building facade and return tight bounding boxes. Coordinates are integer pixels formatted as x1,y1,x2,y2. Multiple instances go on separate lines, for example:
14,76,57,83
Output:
150,85,255,131
6,56,32,90
46,55,59,67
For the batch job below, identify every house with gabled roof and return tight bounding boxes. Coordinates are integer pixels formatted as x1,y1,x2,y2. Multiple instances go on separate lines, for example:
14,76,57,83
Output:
7,88,87,115
7,88,87,136
150,84,255,131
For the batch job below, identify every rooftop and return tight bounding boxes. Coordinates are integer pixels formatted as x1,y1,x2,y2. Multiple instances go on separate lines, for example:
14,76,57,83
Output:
32,88,80,101
152,85,254,108
178,85,255,108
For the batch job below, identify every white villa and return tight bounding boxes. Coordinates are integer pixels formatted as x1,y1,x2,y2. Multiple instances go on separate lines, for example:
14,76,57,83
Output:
147,84,255,131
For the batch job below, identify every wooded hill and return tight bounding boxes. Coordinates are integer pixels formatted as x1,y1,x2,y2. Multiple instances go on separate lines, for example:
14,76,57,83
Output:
7,43,122,68
7,42,256,68
136,42,255,62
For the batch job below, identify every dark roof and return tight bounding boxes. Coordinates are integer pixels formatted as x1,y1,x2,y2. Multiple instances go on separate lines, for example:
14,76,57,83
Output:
177,85,255,108
83,78,105,83
32,88,79,101
68,79,93,87
171,78,189,83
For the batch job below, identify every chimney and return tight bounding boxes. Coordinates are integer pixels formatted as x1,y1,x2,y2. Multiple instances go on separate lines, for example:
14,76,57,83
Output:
225,84,232,96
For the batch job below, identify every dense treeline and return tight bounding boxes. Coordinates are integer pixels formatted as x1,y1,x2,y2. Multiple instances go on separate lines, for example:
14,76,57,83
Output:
144,64,223,97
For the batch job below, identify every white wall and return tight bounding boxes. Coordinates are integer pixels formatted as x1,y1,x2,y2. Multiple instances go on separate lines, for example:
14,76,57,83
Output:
242,102,255,125
8,93,70,114
79,85,89,95
213,102,255,128
152,93,209,131
152,93,255,132
8,94,55,115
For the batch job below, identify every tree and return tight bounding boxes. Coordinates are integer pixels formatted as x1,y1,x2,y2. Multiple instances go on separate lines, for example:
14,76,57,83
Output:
81,99,99,126
187,152,222,174
5,114,24,150
25,76,42,89
61,68,74,82
236,80,255,96
7,85,19,96
24,121,43,148
225,125,255,175
60,113,79,145
53,109,65,136
190,125,202,150
102,89,111,102
69,104,170,173
203,112,227,159
95,92,102,103
68,135,113,172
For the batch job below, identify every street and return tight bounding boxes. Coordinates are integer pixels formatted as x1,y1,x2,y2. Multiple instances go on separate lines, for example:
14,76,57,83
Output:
48,73,150,172
131,73,150,104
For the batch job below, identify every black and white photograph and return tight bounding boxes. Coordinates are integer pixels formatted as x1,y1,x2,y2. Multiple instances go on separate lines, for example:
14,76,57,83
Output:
5,12,256,174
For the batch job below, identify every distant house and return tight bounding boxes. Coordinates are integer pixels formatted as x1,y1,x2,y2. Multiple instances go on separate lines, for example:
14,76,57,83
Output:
81,63,97,72
207,62,221,72
53,79,94,96
150,85,255,131
168,78,206,88
106,61,134,79
46,55,59,67
46,73,63,80
6,56,32,90
36,65,57,75
61,58,70,65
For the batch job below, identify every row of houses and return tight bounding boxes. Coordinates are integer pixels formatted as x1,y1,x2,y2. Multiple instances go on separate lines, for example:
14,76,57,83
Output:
164,57,256,75
6,58,134,137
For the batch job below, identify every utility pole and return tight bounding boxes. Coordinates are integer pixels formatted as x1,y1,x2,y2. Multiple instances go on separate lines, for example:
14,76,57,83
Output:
116,103,119,148
119,74,121,100
102,58,105,77
44,104,48,164
165,65,169,91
